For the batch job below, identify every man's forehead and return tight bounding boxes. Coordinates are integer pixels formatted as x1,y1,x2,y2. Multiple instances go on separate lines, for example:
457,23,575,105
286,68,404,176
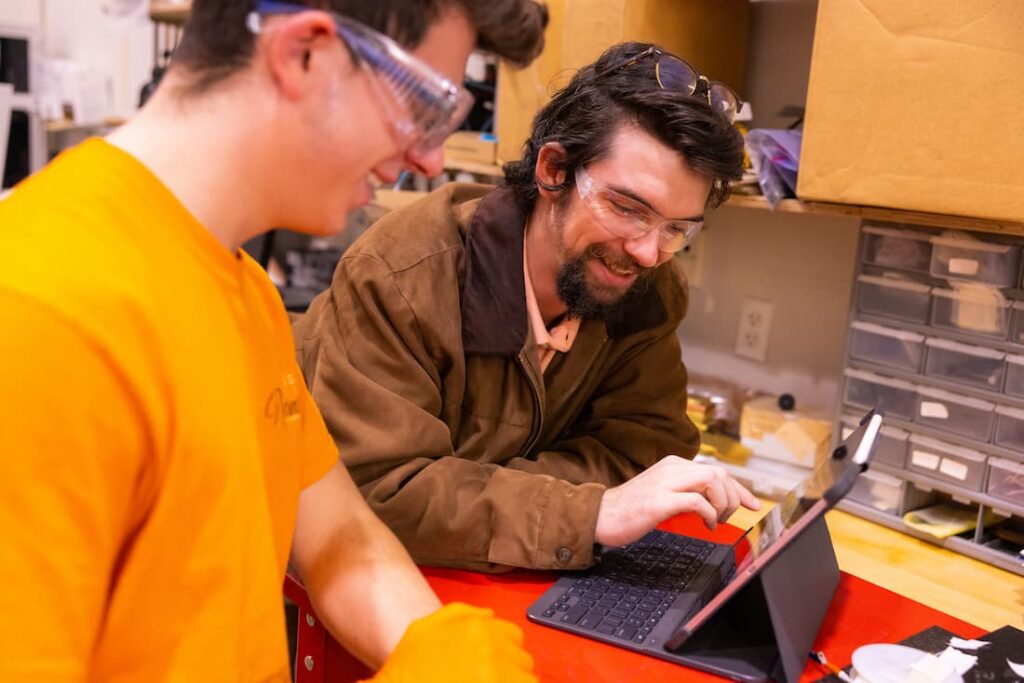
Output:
590,125,711,217
600,125,684,172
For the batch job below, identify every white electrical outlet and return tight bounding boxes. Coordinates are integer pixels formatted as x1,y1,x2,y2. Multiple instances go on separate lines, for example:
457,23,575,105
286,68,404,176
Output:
735,298,773,362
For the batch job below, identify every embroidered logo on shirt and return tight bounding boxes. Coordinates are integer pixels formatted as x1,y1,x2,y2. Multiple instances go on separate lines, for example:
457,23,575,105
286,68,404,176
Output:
265,372,301,426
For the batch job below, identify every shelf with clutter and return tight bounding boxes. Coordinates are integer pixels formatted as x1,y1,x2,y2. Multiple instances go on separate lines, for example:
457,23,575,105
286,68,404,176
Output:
149,1,191,25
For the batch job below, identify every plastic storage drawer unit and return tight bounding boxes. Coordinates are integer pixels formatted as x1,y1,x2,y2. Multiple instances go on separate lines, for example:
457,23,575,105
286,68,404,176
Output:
861,225,933,273
849,321,925,372
986,457,1024,508
843,369,918,420
1005,354,1024,398
855,275,931,324
993,405,1024,452
923,337,1005,391
929,236,1021,287
841,415,909,468
1011,301,1024,345
930,287,1011,340
847,469,904,515
914,386,995,442
907,434,987,491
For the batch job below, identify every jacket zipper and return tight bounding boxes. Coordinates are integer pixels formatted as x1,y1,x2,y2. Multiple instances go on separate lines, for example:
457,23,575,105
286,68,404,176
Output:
517,349,545,458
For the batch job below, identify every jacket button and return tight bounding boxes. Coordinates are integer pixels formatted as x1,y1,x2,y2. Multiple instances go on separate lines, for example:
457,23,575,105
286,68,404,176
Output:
556,547,573,564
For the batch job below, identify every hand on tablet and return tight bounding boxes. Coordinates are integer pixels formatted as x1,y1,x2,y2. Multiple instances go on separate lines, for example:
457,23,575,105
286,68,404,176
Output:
594,455,761,548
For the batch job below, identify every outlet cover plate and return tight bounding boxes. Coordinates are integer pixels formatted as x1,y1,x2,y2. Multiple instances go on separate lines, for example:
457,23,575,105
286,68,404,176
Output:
735,298,773,362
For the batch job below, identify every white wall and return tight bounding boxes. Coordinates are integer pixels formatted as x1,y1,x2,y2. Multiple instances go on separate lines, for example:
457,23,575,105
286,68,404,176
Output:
678,205,860,409
1,0,153,119
0,1,42,26
675,0,862,412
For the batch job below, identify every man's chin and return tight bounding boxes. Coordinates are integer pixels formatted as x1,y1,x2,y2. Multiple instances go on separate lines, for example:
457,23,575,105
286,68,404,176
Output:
584,276,632,307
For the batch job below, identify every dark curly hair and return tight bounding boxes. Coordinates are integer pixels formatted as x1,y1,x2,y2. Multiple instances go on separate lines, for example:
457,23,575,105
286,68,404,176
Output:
502,41,744,213
173,0,548,94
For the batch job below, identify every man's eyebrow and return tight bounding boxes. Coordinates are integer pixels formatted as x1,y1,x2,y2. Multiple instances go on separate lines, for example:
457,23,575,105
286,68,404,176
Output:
606,183,705,223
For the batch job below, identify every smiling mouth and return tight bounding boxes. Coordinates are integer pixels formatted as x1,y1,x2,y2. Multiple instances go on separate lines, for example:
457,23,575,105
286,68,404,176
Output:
602,258,636,278
594,252,639,280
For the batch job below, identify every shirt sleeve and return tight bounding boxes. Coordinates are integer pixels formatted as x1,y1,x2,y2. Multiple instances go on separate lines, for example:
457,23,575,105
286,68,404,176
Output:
298,377,342,489
0,291,150,680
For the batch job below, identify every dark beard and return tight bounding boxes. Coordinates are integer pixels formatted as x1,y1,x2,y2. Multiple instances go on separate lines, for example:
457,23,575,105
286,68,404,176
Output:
555,245,654,321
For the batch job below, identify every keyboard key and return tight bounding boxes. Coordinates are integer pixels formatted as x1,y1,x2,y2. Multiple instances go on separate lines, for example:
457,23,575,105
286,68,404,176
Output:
601,616,623,626
615,624,638,640
562,604,590,625
609,608,630,619
543,608,556,617
578,610,605,630
596,623,616,635
633,633,647,644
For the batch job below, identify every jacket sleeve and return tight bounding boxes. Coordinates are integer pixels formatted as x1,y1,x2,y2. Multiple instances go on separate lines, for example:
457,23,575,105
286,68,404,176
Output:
294,253,606,572
505,321,700,486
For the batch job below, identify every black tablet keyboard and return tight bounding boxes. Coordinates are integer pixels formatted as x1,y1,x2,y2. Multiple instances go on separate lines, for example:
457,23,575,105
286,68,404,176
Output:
537,530,720,645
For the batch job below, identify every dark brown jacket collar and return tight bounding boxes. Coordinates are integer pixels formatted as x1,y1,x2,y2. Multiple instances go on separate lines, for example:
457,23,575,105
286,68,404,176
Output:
460,186,668,356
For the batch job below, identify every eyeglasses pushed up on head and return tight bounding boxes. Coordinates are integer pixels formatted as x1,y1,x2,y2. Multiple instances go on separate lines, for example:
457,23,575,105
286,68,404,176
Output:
596,46,743,124
575,166,703,254
246,0,474,155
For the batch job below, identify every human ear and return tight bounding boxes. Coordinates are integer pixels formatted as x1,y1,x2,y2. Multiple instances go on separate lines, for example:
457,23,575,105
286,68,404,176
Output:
261,11,340,100
534,142,569,198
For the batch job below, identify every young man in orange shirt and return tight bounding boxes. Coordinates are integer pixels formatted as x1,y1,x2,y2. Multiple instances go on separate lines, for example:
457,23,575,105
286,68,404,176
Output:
0,1,543,680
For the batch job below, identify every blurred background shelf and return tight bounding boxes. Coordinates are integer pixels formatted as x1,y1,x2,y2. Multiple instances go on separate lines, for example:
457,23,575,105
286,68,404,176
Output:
443,157,504,178
724,194,1024,237
149,1,190,25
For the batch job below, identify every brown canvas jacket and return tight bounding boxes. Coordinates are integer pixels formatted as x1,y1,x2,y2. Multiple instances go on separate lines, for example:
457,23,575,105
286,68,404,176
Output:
293,183,700,571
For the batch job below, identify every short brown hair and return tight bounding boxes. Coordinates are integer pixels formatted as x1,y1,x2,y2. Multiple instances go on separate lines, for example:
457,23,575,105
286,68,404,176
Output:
173,0,547,94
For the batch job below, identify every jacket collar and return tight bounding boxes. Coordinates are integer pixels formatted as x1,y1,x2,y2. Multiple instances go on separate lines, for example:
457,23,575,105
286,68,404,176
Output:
460,186,668,356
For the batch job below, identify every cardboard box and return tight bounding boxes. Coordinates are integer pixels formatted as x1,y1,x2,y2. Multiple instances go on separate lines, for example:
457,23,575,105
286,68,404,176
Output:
739,396,832,468
443,131,497,166
495,0,750,163
799,0,1024,222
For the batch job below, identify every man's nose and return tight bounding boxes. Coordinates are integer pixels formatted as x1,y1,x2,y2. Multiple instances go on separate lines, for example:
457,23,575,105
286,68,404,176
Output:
404,145,445,178
622,228,661,269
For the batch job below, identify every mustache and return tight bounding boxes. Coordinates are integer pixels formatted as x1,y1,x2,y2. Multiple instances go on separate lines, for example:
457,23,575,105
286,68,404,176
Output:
583,244,654,278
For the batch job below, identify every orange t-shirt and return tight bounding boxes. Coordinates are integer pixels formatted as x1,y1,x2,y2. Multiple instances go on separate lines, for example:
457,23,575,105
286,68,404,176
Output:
0,139,338,681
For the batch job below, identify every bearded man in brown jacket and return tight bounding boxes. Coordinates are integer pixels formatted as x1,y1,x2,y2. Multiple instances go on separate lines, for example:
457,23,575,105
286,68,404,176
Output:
293,42,760,572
